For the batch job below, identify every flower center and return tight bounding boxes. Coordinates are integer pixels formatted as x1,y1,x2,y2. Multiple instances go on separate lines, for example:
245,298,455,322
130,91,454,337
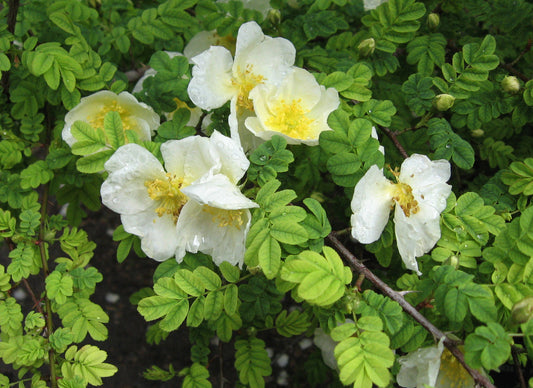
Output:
88,101,136,132
391,182,419,217
233,65,264,112
145,173,188,221
202,206,246,229
436,348,474,388
265,99,315,139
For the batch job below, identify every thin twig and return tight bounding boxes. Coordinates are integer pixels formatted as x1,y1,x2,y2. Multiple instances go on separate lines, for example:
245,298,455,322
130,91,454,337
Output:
512,346,527,388
326,233,496,388
500,63,529,83
380,127,409,159
22,278,44,315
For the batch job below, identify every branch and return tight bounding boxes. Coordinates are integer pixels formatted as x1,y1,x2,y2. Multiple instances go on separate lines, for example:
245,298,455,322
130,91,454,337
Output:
326,233,496,388
380,126,409,159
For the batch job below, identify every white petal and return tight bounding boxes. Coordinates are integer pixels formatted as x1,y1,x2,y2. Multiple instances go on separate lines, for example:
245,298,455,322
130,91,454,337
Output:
399,155,451,195
313,328,338,370
188,46,236,110
116,91,160,137
132,69,157,94
397,339,444,388
182,174,258,210
364,0,388,11
160,136,220,184
176,200,251,267
101,144,165,214
394,203,442,275
234,21,266,61
230,97,264,152
121,209,178,261
350,166,394,244
209,131,249,183
184,30,219,60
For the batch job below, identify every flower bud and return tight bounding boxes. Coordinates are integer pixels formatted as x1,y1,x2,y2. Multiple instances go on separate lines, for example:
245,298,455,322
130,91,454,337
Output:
511,296,533,324
445,255,460,269
267,9,282,26
358,38,376,57
501,76,520,93
427,13,440,30
470,128,484,137
433,94,455,111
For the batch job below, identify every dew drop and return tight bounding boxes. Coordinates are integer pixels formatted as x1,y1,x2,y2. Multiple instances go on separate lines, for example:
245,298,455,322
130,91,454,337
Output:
259,155,267,162
445,144,451,148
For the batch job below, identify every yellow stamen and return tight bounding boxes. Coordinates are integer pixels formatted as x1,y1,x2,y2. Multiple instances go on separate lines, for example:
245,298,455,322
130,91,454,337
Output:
391,182,419,217
202,206,246,229
233,65,264,112
265,98,315,139
436,348,475,388
145,173,188,222
88,101,136,131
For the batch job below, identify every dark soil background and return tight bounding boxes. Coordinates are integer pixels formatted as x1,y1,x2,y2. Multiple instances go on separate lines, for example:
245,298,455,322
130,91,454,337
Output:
1,207,531,387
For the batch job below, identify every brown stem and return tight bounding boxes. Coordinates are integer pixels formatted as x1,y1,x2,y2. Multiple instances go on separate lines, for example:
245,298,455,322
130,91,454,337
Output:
22,278,44,315
500,63,529,83
38,184,57,388
512,346,527,388
326,233,496,388
380,127,409,159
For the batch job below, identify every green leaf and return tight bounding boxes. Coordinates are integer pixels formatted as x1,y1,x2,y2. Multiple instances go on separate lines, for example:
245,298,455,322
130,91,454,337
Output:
175,269,205,297
103,111,125,149
76,150,114,174
45,271,74,305
219,261,241,283
204,290,224,321
61,345,117,386
281,247,351,306
182,363,211,388
258,235,281,279
269,220,308,245
235,337,272,388
275,310,311,337
193,266,221,291
464,322,512,371
334,316,394,388
501,158,533,196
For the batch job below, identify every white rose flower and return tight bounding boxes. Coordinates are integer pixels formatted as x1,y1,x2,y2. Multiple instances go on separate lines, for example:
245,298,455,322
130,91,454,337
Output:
364,0,389,11
187,21,295,149
350,154,452,274
245,67,339,146
397,338,475,388
101,131,257,266
62,90,160,147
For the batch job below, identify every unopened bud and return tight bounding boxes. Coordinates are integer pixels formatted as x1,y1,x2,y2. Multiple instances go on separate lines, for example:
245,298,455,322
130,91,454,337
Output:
470,128,484,137
501,76,520,93
358,38,376,57
427,13,440,30
433,94,455,111
446,255,460,269
268,9,281,26
511,296,533,324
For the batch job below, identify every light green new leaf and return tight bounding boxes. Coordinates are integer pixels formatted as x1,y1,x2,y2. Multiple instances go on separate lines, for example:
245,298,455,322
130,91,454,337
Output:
193,266,221,291
46,271,74,305
175,269,205,297
281,247,351,306
269,220,308,245
62,345,117,386
219,261,241,283
159,299,189,332
103,111,125,149
76,150,114,174
258,235,281,279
